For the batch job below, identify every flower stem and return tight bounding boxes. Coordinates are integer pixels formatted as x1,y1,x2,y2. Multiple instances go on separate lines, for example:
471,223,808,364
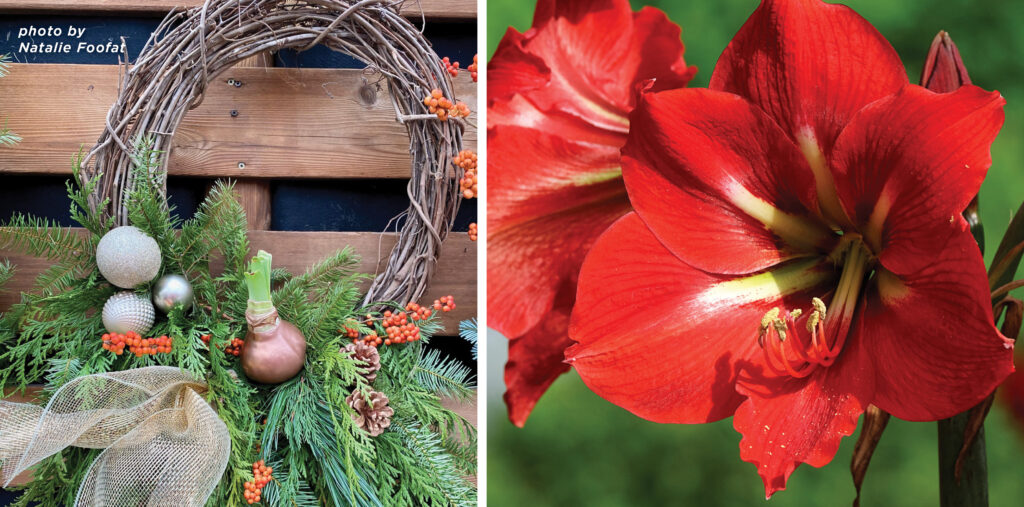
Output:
938,411,988,507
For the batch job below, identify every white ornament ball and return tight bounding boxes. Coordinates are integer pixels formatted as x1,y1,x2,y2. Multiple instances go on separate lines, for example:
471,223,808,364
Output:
152,274,194,313
102,291,155,335
96,226,162,288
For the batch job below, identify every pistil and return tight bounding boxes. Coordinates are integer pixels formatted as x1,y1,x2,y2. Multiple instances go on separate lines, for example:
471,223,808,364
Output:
757,238,872,377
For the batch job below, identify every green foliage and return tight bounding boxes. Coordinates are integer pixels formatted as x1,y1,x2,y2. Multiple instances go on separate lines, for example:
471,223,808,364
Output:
459,318,478,360
0,138,476,506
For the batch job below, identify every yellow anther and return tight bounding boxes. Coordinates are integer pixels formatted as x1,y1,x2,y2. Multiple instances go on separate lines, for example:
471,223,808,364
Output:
812,297,827,319
772,320,788,341
806,311,820,332
761,308,780,330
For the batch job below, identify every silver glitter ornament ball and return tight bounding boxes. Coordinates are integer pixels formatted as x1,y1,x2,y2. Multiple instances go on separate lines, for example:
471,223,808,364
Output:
102,291,155,335
152,274,194,313
96,226,162,288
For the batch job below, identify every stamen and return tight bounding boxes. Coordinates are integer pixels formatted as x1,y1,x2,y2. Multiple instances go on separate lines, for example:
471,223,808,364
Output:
755,239,872,378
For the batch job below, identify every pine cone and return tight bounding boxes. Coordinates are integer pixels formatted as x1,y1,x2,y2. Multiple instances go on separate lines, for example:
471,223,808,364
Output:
342,341,381,383
346,390,394,437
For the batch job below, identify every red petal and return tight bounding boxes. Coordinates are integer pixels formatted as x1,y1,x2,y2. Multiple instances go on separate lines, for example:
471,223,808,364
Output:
487,125,631,338
828,85,1005,275
733,332,874,498
487,27,551,104
492,0,694,133
710,0,907,156
504,298,574,427
487,0,693,341
859,228,1014,421
567,213,837,423
622,88,835,275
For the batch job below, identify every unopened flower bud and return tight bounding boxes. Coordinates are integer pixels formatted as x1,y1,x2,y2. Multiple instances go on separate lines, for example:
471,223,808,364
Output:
920,31,971,93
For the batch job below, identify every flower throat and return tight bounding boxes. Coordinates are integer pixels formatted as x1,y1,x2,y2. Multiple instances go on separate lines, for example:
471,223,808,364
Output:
757,236,873,378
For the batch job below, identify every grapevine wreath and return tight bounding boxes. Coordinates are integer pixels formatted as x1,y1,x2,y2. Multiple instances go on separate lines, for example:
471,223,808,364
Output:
0,0,477,506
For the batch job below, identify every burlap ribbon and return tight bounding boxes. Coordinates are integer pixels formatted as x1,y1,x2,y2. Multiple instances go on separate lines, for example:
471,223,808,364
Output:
0,366,230,506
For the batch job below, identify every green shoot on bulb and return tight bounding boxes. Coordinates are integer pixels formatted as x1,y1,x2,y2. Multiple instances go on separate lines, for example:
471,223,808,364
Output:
245,250,274,315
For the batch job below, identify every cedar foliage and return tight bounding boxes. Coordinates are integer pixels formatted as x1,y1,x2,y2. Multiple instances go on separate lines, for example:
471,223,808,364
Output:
0,141,476,506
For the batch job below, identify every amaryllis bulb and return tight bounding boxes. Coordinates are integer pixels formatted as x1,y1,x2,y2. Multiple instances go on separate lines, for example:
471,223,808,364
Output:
240,250,307,384
241,309,306,384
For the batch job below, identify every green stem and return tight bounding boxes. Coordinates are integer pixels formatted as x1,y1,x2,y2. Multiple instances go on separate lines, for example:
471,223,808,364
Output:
245,250,274,314
938,413,988,506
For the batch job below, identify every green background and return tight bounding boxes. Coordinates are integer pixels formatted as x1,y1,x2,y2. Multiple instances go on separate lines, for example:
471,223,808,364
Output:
487,0,1024,505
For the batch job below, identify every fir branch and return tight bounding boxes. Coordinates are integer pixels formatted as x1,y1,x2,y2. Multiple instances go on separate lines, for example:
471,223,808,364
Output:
389,420,476,506
0,259,14,289
0,213,92,263
413,348,476,400
459,318,478,360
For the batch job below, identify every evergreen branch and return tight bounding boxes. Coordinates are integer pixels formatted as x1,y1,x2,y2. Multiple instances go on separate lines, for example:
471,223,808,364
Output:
68,158,113,237
458,318,478,360
413,348,476,400
0,213,92,263
0,260,15,289
392,420,476,506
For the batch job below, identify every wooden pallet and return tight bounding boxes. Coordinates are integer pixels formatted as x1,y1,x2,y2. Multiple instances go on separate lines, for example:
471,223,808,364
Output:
0,0,478,333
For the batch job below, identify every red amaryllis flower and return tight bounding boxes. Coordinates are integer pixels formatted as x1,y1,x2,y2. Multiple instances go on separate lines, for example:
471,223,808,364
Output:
487,0,695,426
566,0,1014,496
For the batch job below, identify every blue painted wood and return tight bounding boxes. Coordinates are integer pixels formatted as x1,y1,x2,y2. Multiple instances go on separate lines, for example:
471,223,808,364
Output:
0,15,162,64
274,21,476,69
0,175,205,226
270,179,477,232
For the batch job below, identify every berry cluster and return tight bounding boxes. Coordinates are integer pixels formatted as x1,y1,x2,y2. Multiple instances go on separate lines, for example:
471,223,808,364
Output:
467,54,478,82
343,321,360,339
468,222,478,241
433,295,456,312
454,150,478,199
405,301,433,321
201,334,245,356
441,56,460,77
382,309,422,345
422,89,471,121
353,331,383,347
243,460,273,505
102,332,174,356
101,332,131,355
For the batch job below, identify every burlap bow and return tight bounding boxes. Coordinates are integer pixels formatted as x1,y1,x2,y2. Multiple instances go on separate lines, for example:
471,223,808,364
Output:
0,366,230,506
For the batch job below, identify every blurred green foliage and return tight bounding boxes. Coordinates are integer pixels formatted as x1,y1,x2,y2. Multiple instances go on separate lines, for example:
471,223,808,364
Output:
487,0,1024,505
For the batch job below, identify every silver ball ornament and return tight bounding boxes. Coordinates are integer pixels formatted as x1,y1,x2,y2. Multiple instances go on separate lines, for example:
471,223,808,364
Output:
96,226,162,288
102,291,155,335
152,274,194,313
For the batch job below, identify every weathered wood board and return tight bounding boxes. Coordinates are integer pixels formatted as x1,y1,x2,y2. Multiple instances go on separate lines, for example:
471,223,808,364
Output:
0,64,477,179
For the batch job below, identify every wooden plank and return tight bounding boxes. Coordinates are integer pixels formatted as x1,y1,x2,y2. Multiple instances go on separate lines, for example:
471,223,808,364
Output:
0,0,476,19
0,230,476,334
0,63,477,178
229,54,275,229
